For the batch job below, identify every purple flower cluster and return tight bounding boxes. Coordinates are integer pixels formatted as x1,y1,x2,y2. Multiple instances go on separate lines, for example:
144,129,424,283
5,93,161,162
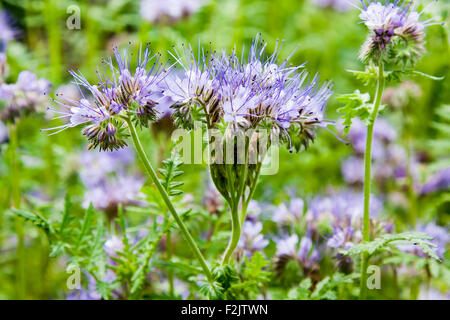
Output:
357,0,440,47
140,0,203,24
420,167,450,196
341,118,410,187
272,198,304,225
0,70,51,123
237,221,269,258
275,232,321,276
164,35,333,152
79,147,144,217
356,0,442,62
47,45,170,151
307,190,383,224
306,190,391,271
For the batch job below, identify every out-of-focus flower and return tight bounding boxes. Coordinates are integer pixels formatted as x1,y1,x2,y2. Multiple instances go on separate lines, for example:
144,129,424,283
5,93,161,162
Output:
311,0,352,12
308,191,383,223
418,286,450,300
0,70,51,123
67,274,102,300
273,198,304,225
420,167,450,196
346,118,396,158
382,81,422,109
245,200,263,222
202,180,223,215
327,224,361,250
79,147,144,219
341,118,416,189
275,232,321,276
0,120,8,143
104,235,125,258
237,221,269,258
398,222,449,259
0,10,19,47
140,0,203,24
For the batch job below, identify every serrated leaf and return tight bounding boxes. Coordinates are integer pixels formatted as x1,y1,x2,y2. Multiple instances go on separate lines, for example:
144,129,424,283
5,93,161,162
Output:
336,90,372,136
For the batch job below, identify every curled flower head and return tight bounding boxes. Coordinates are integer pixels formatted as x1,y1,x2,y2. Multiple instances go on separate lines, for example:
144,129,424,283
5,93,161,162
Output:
356,0,442,64
46,45,170,151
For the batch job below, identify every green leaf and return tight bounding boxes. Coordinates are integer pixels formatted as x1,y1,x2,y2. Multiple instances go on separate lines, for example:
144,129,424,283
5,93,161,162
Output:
12,208,53,236
340,232,440,261
336,90,372,135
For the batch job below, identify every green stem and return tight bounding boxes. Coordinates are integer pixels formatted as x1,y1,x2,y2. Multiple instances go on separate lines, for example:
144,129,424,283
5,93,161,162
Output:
221,140,249,265
221,204,241,265
124,116,214,283
166,230,174,297
240,162,262,226
8,123,26,299
360,62,384,300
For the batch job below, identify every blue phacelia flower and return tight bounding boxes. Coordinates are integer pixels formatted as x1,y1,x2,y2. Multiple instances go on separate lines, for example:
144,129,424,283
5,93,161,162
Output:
165,35,333,152
46,45,170,151
356,1,442,62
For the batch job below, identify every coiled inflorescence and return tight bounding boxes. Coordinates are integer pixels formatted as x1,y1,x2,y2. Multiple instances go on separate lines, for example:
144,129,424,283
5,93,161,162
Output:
164,35,333,153
356,0,442,64
46,45,171,151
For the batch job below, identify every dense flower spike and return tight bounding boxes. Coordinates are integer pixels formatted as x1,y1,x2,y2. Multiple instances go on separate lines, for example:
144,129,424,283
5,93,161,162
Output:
356,0,442,63
46,45,170,151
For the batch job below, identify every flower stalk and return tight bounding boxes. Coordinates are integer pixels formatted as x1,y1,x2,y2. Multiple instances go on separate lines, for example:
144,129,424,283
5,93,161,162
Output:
360,62,384,300
124,115,214,283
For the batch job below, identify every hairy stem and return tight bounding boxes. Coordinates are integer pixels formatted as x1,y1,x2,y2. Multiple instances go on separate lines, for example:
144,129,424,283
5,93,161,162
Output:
124,116,214,283
360,62,384,300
